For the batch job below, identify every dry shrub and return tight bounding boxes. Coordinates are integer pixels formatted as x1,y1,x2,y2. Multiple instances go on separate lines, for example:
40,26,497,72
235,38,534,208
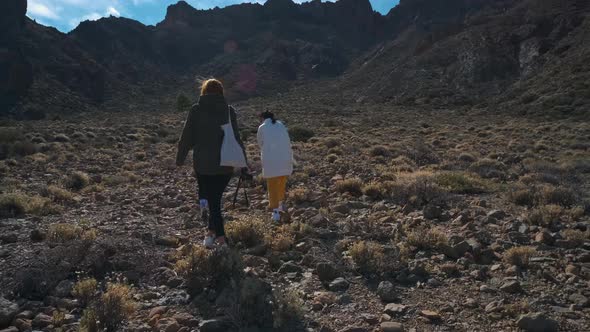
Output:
266,225,295,252
406,228,448,251
434,172,489,194
73,278,98,306
175,245,243,295
48,223,83,243
389,172,446,208
323,137,341,148
519,173,560,185
469,158,507,179
289,187,313,204
562,229,589,247
65,171,91,191
80,309,99,332
504,301,530,318
94,283,136,332
326,154,339,163
335,178,363,197
349,241,385,274
43,185,75,203
369,145,390,157
103,172,140,186
509,188,536,206
391,155,416,172
0,192,59,217
404,141,439,166
289,127,314,142
226,217,267,248
522,159,562,175
503,246,536,267
440,263,460,277
458,152,477,163
526,205,563,227
363,182,387,200
273,288,305,328
539,185,577,207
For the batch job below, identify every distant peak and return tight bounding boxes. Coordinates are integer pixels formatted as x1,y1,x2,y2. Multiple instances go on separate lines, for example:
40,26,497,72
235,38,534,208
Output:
164,1,197,22
263,0,296,9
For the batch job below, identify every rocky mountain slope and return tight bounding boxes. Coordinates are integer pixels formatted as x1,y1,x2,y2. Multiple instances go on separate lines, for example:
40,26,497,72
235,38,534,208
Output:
341,0,590,116
1,0,589,118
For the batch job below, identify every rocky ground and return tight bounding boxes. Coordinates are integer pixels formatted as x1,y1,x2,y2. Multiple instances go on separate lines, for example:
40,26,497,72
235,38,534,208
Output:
0,104,589,332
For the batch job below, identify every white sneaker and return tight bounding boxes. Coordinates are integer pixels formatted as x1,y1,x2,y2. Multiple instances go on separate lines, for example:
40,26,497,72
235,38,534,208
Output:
199,199,209,224
203,236,215,249
272,209,281,222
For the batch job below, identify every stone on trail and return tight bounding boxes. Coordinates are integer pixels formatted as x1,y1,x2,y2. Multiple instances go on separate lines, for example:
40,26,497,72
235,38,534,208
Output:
278,261,303,274
381,322,404,332
31,313,52,328
338,327,369,332
316,262,340,282
569,293,589,307
199,318,232,332
0,327,18,332
329,277,349,291
0,298,19,328
419,310,441,321
377,281,398,302
516,312,558,332
500,280,522,294
384,303,407,316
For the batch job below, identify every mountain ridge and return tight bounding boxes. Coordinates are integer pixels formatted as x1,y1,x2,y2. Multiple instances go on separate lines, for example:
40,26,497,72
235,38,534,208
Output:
1,0,589,118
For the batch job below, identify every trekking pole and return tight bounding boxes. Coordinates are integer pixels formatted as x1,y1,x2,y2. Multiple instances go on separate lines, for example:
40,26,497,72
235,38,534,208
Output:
232,176,242,208
243,180,250,207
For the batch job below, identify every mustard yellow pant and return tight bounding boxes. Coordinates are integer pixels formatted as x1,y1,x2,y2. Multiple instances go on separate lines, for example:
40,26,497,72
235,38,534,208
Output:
266,176,288,209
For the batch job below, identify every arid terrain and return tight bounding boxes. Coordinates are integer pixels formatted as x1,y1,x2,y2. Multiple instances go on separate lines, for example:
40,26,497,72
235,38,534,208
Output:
1,96,589,331
1,0,590,331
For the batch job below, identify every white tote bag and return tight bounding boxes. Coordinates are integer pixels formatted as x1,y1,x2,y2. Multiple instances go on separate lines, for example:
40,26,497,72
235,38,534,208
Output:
220,106,248,168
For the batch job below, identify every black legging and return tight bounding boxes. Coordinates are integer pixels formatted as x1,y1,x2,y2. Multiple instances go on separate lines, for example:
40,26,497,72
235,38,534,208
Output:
197,173,232,237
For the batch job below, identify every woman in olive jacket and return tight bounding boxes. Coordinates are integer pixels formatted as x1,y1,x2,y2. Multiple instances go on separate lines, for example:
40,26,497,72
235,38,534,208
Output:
176,78,247,248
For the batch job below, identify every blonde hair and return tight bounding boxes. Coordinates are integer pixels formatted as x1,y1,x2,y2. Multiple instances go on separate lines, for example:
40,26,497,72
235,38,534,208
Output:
200,78,224,96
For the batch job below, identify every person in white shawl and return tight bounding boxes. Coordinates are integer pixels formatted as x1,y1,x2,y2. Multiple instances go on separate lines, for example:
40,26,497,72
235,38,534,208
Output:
256,111,294,221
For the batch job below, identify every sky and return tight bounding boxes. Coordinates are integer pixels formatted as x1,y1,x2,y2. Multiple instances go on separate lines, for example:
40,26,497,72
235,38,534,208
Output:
26,0,400,32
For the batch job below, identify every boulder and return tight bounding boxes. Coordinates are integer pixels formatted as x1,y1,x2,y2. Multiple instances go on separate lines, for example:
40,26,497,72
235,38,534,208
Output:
316,262,340,282
377,281,398,302
381,322,403,332
0,298,18,328
516,313,558,332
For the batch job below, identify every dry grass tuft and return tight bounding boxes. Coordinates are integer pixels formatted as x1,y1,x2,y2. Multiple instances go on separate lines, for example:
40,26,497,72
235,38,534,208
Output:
562,229,589,247
93,283,136,332
289,187,313,204
73,278,98,306
434,172,489,194
65,171,91,191
503,246,536,267
226,217,267,248
335,178,363,197
389,172,446,208
349,241,385,274
363,182,387,200
273,288,305,328
406,228,448,251
0,192,60,217
526,205,563,227
48,223,83,243
175,245,243,295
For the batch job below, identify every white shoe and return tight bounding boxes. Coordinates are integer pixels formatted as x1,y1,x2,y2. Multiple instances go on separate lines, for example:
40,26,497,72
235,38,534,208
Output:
272,209,281,222
203,236,215,249
199,199,209,224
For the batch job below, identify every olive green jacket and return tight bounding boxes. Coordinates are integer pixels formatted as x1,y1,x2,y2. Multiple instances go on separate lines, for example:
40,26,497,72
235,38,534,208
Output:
176,94,246,175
